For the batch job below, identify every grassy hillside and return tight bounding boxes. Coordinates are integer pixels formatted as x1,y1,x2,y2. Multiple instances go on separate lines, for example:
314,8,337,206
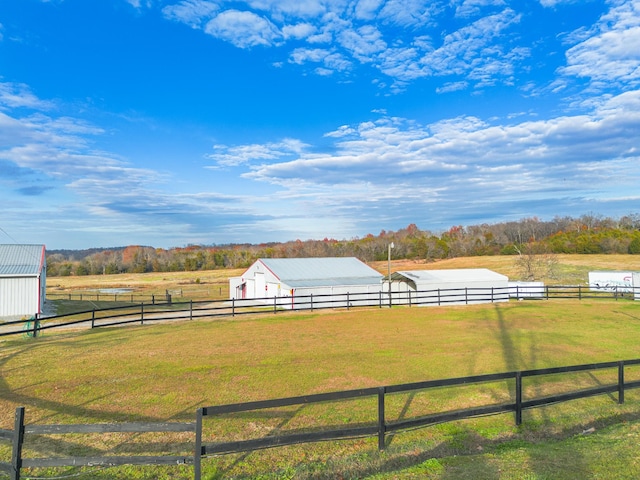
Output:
2,294,640,478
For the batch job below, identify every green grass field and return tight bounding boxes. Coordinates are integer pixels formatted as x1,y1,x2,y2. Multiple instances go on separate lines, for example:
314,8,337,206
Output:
2,294,640,479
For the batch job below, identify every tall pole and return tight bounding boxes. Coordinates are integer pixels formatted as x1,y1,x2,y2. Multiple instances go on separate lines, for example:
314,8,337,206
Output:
388,242,394,307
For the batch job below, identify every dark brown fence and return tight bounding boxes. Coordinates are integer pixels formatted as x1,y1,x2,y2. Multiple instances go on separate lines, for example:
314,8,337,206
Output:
1,285,637,339
2,359,640,479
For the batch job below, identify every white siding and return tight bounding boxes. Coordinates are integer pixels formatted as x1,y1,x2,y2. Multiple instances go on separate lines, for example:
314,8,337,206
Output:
0,276,41,317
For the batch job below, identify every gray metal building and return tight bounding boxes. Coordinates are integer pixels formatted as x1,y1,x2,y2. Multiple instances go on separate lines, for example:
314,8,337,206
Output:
0,244,47,319
388,268,509,305
230,257,383,308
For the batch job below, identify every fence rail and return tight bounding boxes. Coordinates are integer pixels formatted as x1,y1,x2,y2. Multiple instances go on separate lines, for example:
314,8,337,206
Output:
1,359,639,479
1,284,637,339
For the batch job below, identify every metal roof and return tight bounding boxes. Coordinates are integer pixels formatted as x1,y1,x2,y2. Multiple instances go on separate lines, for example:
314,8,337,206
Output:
0,244,46,276
259,257,383,288
391,268,508,284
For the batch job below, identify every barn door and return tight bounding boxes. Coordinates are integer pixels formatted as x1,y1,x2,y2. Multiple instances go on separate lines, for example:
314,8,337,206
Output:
254,272,265,298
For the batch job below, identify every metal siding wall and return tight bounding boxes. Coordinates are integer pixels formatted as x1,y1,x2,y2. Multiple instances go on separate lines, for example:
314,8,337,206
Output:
0,277,39,317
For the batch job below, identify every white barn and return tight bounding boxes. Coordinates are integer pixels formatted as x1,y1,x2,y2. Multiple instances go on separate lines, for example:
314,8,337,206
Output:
230,257,383,309
388,268,509,306
0,244,47,319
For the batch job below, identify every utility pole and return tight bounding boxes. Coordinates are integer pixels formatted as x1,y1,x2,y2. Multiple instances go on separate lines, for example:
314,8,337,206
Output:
388,242,394,307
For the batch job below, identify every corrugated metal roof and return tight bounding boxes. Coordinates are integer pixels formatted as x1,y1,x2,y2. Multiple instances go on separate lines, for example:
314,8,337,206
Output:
0,244,46,276
392,268,508,284
259,257,383,287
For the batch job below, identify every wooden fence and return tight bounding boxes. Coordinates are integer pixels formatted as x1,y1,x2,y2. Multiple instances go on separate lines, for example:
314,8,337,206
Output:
0,284,637,339
1,359,640,479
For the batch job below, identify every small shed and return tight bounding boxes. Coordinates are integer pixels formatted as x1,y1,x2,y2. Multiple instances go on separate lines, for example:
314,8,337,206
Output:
0,244,47,319
388,268,509,306
230,257,383,308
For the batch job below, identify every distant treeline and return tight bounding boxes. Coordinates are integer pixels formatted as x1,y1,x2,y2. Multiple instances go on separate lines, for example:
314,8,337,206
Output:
46,213,640,277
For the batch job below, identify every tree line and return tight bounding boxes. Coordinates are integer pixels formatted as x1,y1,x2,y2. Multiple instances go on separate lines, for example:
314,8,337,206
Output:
46,213,640,277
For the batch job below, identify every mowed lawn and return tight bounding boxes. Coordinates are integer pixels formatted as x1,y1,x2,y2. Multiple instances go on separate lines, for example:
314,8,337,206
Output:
2,298,640,479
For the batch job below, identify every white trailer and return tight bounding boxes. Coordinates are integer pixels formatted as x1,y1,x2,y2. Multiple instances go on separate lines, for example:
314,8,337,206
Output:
588,271,634,293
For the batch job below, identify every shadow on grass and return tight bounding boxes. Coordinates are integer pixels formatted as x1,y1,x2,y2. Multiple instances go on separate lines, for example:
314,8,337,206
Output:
216,407,640,480
0,338,202,425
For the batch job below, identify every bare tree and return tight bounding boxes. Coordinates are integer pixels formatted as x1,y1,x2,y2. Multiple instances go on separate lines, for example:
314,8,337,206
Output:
513,243,559,281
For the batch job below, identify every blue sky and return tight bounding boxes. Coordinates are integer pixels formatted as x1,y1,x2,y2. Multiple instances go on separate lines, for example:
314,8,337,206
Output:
1,0,639,249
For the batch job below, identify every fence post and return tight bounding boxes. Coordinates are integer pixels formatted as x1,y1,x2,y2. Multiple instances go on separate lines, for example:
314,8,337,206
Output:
140,303,144,325
545,286,549,300
379,291,382,308
31,316,38,338
578,285,582,300
347,292,350,310
194,408,203,480
91,309,95,329
515,372,523,426
491,287,494,303
438,289,441,306
190,300,193,321
11,406,25,480
618,361,625,405
408,290,411,307
232,298,235,317
377,387,386,450
274,296,277,314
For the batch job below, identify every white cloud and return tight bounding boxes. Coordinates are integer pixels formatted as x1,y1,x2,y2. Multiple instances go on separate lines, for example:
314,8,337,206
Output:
0,82,56,111
337,25,387,62
289,47,331,64
125,0,154,9
538,0,577,7
377,0,441,27
354,0,384,21
281,22,316,39
436,81,469,93
207,138,308,167
560,1,640,89
161,0,219,28
421,9,522,73
246,0,327,19
289,47,352,73
205,10,281,48
455,0,506,19
215,89,640,221
161,0,529,90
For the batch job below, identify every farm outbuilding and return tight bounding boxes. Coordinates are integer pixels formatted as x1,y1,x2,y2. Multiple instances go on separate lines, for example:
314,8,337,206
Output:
229,257,384,309
0,244,47,319
387,268,509,306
